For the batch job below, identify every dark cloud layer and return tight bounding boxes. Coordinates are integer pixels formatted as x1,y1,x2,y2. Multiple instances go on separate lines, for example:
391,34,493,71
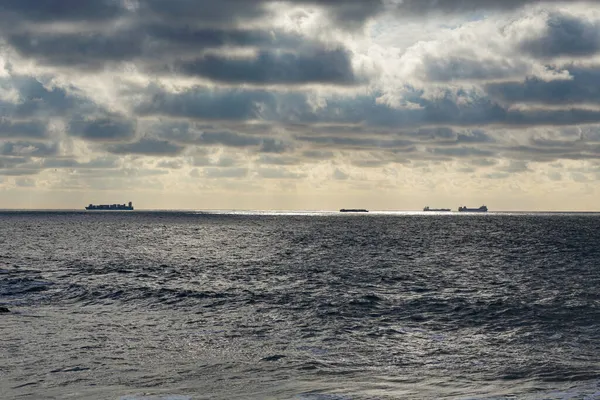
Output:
2,0,594,26
519,12,600,58
136,85,275,121
422,56,523,82
140,0,385,27
106,138,185,156
6,25,334,74
137,0,267,25
69,116,136,142
0,0,123,23
41,157,120,169
174,49,356,85
137,84,600,129
486,67,600,105
1,76,79,119
154,123,293,153
7,32,144,70
0,119,47,139
0,141,58,157
2,1,361,85
390,0,597,16
146,26,306,51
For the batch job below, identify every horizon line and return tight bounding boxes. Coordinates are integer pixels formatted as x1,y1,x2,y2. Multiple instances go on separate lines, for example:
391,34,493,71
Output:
1,208,600,214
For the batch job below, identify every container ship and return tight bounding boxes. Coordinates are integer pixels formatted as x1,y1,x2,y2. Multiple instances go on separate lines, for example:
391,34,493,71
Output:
423,206,451,212
85,201,134,211
458,205,488,212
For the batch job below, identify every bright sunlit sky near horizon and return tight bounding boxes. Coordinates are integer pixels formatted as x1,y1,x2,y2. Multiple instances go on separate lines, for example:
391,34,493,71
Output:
2,0,600,210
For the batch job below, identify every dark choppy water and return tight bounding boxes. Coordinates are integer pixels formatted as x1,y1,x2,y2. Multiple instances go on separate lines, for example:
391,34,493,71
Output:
1,211,599,400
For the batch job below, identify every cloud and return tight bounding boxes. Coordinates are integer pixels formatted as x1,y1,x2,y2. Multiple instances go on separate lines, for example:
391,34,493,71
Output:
153,124,294,153
0,75,81,119
137,0,267,25
41,157,120,169
7,20,355,80
519,12,600,59
259,138,293,153
0,0,124,23
456,130,495,144
471,158,498,167
486,66,600,105
202,167,249,179
181,130,262,147
7,32,144,70
302,149,335,160
145,26,307,51
140,0,385,28
548,171,563,181
0,167,41,176
2,1,362,87
500,160,531,173
506,144,600,162
106,138,185,156
68,116,136,142
156,159,184,169
0,141,58,157
333,168,349,180
15,177,35,187
386,0,597,16
0,119,47,139
350,156,391,168
430,146,496,158
0,156,27,168
137,84,544,129
171,48,357,85
421,56,527,83
257,154,300,165
256,167,306,179
295,134,415,150
485,172,510,180
135,84,275,121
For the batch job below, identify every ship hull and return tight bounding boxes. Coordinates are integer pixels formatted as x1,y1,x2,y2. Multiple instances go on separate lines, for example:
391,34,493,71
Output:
458,205,488,212
85,207,134,211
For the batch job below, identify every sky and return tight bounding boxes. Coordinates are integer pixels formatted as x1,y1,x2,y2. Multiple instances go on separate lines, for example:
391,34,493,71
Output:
1,0,600,210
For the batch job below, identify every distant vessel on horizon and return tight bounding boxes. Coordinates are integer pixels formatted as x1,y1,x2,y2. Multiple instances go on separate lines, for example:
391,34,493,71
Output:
458,205,488,213
340,209,369,213
423,206,451,212
86,202,134,211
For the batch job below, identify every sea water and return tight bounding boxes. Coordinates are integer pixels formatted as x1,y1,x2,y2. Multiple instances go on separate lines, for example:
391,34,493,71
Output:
1,211,599,399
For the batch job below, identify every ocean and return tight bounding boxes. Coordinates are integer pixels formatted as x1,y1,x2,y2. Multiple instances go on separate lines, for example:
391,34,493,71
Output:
1,211,599,400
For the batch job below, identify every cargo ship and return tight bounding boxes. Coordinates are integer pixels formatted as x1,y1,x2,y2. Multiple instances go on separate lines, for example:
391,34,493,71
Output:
340,209,369,213
85,201,134,211
423,206,451,212
458,205,488,212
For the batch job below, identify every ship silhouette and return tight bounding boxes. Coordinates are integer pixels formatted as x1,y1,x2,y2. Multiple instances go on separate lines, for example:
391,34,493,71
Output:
423,206,451,212
85,201,134,211
458,205,488,212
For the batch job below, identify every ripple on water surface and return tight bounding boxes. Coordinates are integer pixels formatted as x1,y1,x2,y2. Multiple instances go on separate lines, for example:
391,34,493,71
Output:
0,212,599,399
